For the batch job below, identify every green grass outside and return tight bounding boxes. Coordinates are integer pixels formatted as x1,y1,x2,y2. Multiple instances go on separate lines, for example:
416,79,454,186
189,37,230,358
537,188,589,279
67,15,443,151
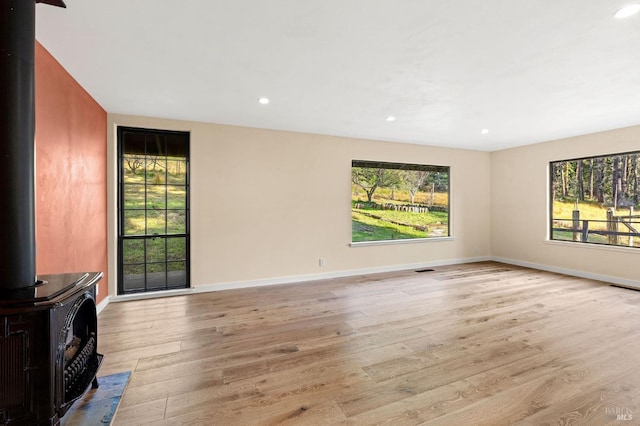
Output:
123,237,186,274
351,189,450,242
551,230,609,244
123,169,187,236
352,209,449,242
359,208,449,226
122,163,188,274
552,200,639,248
123,171,186,208
552,200,622,231
352,212,424,241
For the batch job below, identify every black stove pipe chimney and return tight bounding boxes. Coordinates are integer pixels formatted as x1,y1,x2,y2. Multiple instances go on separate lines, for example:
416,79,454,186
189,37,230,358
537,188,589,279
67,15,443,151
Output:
1,0,38,290
1,0,65,291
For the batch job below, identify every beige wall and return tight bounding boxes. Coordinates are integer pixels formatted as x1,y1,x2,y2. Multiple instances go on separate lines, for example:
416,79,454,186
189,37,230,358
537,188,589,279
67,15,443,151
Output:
491,125,640,285
107,114,491,295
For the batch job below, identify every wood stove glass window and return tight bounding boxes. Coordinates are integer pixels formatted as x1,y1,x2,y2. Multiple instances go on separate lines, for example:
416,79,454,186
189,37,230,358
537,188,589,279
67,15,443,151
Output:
117,127,190,294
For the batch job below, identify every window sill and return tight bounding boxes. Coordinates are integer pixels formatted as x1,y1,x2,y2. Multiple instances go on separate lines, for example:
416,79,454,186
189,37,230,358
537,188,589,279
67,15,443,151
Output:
350,236,454,247
545,239,640,253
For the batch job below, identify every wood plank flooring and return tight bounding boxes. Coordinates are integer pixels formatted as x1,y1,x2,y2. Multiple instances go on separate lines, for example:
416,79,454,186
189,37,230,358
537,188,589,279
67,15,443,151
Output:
97,262,640,425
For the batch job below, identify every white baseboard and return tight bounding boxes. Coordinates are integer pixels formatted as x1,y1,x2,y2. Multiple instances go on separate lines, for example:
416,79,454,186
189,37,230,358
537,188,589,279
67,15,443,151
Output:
492,256,640,290
96,296,110,314
109,288,194,303
100,256,490,306
193,256,492,293
95,255,639,309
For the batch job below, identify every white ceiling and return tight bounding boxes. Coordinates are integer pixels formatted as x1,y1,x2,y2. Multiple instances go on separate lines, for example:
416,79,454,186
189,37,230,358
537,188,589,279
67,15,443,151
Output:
36,1,640,151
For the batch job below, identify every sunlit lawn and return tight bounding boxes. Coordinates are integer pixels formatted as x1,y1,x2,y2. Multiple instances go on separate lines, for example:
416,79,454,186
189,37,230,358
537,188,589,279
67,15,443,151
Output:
552,200,639,247
352,210,448,242
351,187,449,242
122,166,188,272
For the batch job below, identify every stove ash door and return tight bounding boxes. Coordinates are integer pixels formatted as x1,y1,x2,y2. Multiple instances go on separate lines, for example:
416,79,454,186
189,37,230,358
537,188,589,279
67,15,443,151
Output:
0,314,38,423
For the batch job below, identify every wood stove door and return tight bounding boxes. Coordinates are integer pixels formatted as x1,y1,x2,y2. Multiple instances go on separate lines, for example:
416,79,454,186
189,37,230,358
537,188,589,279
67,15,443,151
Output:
56,291,101,416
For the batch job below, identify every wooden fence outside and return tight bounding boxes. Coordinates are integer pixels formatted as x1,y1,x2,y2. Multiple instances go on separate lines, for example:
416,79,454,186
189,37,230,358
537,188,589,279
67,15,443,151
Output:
552,208,640,247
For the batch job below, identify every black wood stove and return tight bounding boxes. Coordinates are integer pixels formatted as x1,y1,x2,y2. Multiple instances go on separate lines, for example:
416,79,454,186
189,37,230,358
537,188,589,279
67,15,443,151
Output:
0,273,103,425
1,1,104,424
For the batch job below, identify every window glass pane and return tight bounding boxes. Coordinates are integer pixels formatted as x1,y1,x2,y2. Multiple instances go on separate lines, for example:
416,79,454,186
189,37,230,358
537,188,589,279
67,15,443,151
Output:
123,239,144,264
123,131,146,154
167,211,186,234
167,237,186,261
166,133,189,157
145,134,166,157
124,210,145,235
146,263,166,289
124,184,145,209
146,237,166,263
146,184,166,210
351,161,450,242
167,160,187,184
167,262,187,288
145,156,167,177
123,264,145,292
146,211,166,235
167,185,187,209
123,155,145,182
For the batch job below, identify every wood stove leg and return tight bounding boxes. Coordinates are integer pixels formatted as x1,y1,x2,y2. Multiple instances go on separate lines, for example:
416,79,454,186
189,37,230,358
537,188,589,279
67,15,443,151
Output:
92,376,99,389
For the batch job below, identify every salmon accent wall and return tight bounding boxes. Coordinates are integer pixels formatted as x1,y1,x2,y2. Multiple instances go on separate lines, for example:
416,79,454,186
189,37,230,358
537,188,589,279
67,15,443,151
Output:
34,41,108,303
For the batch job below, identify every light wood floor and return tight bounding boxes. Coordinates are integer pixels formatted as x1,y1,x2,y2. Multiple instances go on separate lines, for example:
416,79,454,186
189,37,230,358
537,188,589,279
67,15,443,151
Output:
98,262,640,425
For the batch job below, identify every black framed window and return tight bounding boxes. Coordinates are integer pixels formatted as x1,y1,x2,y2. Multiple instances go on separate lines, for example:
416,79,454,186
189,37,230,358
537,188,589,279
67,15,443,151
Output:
117,127,190,294
550,151,640,248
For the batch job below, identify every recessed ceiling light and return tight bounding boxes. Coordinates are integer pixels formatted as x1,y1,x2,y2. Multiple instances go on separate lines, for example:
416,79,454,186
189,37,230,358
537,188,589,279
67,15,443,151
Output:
386,116,396,122
258,97,270,105
481,129,489,135
614,4,640,19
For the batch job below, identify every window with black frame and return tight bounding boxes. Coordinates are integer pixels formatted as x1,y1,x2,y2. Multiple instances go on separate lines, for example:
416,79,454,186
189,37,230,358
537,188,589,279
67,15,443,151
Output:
550,151,640,248
351,160,450,243
117,127,190,294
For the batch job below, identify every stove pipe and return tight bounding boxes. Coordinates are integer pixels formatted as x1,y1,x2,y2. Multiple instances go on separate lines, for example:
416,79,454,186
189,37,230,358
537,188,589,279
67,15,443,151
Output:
1,0,65,291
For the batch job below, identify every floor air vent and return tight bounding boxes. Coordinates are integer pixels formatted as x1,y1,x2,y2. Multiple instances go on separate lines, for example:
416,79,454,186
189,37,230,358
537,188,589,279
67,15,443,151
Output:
415,268,435,273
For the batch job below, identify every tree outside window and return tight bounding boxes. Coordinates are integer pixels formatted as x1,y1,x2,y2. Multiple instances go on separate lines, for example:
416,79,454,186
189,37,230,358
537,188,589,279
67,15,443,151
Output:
351,160,450,243
550,152,640,248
